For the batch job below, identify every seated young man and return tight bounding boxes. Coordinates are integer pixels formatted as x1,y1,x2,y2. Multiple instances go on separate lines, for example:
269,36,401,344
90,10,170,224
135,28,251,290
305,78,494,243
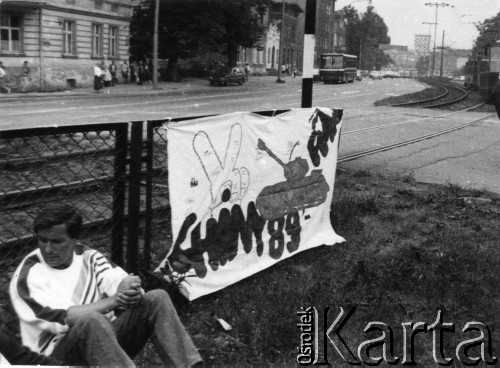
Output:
0,327,64,365
10,204,202,367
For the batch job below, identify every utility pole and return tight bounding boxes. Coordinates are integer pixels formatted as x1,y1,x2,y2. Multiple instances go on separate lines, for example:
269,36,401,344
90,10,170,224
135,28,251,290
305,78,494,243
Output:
422,21,436,77
301,0,317,108
439,30,445,77
425,2,453,77
276,0,285,83
153,0,160,89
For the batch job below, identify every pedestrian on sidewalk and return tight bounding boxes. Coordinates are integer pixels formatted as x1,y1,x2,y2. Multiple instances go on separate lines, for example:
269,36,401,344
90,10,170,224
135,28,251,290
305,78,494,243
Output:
93,63,103,93
103,65,112,94
109,60,117,86
0,61,11,94
144,58,153,85
147,57,154,84
137,60,145,85
130,61,137,84
244,62,251,81
120,60,129,84
20,61,30,93
292,65,297,78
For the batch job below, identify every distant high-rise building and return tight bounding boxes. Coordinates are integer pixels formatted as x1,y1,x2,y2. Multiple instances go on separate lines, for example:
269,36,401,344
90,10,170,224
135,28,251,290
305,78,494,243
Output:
415,34,431,56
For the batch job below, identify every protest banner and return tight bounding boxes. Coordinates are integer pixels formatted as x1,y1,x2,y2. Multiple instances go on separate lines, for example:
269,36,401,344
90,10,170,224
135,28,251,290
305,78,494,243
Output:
156,108,345,300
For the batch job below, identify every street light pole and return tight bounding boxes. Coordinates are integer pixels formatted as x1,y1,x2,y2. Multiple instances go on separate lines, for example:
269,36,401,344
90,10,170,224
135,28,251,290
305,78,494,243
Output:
425,2,453,77
422,21,436,77
439,30,445,77
153,0,160,89
276,0,285,83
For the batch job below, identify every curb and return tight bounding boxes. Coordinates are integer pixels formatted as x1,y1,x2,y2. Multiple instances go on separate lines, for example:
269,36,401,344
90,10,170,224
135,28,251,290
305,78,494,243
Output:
0,85,211,103
0,76,302,103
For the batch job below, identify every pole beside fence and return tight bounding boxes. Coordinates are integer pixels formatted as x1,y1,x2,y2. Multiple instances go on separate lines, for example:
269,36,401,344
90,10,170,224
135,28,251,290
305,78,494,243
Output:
301,0,317,108
127,121,144,274
111,123,128,267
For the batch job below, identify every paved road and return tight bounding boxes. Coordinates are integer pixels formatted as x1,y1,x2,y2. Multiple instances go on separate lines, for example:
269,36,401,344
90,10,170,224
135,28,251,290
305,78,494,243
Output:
0,76,423,130
1,76,499,194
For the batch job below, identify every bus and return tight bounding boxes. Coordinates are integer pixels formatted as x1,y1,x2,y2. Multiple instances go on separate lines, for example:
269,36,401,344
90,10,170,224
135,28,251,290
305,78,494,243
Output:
319,53,358,84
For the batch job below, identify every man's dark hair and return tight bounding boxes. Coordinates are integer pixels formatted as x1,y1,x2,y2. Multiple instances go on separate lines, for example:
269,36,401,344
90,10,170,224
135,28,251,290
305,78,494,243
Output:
34,204,83,239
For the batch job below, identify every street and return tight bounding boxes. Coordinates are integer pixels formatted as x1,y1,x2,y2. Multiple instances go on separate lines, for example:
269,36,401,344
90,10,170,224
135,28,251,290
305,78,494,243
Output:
1,76,499,194
0,76,422,130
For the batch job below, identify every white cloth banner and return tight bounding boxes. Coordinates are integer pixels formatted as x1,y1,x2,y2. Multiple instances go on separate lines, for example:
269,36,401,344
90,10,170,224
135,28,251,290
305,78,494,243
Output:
156,108,345,300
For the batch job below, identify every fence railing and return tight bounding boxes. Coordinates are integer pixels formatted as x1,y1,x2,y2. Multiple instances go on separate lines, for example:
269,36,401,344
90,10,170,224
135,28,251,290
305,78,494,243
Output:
0,111,292,278
0,123,128,270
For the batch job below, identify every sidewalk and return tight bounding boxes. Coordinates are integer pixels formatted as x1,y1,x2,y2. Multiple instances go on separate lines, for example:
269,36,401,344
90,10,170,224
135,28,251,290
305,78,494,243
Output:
0,78,210,100
0,75,301,101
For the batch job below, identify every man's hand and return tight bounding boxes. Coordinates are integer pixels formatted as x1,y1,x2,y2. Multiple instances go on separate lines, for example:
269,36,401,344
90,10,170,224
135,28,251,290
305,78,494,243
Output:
116,274,143,309
117,274,142,293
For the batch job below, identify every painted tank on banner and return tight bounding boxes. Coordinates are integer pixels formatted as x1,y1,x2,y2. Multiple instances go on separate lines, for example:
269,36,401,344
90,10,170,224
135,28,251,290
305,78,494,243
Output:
255,139,329,221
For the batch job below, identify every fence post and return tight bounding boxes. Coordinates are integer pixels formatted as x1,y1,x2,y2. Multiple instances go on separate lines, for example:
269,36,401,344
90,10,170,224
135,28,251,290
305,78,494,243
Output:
127,121,143,274
143,122,154,269
111,123,128,266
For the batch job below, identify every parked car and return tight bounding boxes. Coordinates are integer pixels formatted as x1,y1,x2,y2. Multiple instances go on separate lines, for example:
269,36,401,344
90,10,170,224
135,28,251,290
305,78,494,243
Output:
369,71,384,80
383,70,399,79
209,67,246,86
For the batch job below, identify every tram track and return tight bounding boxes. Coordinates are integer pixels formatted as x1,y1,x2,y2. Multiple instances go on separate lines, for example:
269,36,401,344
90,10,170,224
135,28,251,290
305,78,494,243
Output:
338,113,495,162
2,112,494,250
0,103,489,205
389,79,468,109
342,103,486,136
0,79,493,250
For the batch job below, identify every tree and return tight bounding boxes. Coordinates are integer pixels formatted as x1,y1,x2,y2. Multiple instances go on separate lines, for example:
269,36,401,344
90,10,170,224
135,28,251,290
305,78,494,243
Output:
130,0,220,81
358,6,391,70
470,12,500,62
130,0,271,81
338,6,361,57
338,5,391,71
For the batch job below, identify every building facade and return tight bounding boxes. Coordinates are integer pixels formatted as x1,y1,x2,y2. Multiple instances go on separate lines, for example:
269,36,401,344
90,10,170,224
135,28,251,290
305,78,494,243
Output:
414,34,430,57
295,0,338,71
0,0,133,91
240,0,340,76
333,14,346,52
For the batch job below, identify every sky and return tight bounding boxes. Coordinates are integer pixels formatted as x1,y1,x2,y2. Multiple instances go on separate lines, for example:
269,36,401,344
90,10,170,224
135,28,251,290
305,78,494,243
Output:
335,0,500,50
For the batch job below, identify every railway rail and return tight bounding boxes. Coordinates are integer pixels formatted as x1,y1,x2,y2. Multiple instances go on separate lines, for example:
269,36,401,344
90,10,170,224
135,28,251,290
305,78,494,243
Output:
339,113,495,162
1,108,494,252
390,79,469,109
1,103,484,207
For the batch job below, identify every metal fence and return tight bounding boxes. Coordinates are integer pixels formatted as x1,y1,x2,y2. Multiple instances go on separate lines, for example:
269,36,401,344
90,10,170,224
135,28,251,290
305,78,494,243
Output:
0,123,128,271
0,110,295,330
0,110,291,277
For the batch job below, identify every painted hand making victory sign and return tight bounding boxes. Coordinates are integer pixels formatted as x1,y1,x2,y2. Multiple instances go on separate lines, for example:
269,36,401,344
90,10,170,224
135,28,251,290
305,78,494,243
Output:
193,123,250,211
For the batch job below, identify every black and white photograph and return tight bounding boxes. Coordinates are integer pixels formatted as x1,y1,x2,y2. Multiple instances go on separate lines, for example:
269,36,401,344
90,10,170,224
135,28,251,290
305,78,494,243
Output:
0,0,499,366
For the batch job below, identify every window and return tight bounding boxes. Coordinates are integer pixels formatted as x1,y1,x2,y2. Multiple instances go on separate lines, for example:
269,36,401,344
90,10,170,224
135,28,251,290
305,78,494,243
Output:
65,0,76,4
94,0,104,10
0,15,21,53
63,20,75,54
111,3,119,12
108,26,118,57
92,24,103,56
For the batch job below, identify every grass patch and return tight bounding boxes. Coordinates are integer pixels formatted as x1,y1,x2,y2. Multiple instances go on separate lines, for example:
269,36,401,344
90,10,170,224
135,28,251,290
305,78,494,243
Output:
2,167,499,366
138,168,500,366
